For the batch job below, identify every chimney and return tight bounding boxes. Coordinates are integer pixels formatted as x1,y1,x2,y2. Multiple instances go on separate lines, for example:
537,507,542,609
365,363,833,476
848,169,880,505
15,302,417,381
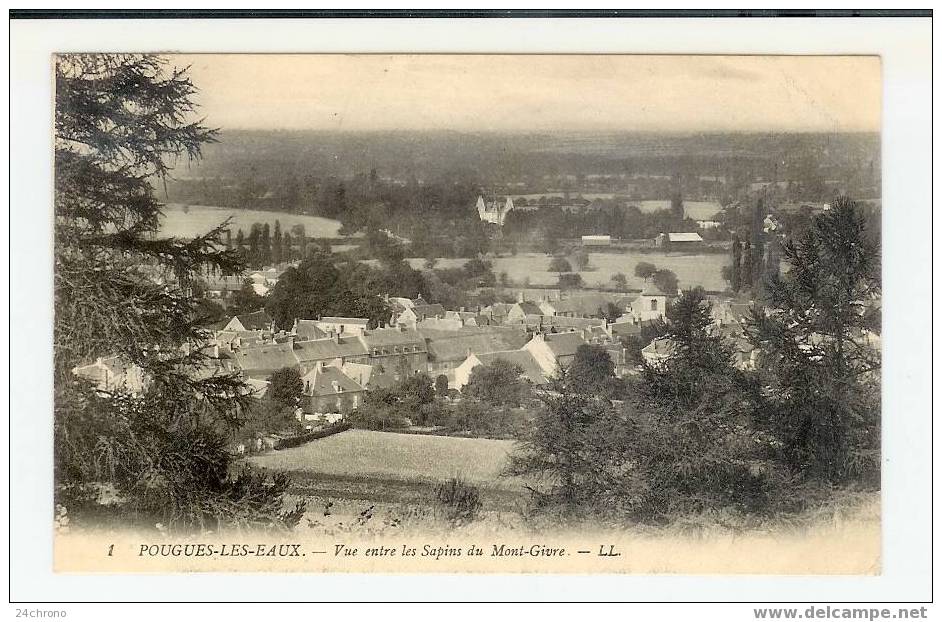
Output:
332,333,340,344
517,291,524,303
315,360,323,372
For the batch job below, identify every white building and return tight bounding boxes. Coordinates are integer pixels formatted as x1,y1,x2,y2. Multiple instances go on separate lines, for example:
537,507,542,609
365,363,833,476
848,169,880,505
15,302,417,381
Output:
581,235,612,246
476,195,514,227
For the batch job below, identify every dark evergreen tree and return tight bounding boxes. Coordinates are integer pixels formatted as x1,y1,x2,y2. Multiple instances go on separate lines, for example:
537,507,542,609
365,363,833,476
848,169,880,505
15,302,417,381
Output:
741,240,753,289
729,232,742,292
261,222,272,266
748,197,880,483
272,219,282,265
54,54,301,532
267,367,303,409
568,344,615,395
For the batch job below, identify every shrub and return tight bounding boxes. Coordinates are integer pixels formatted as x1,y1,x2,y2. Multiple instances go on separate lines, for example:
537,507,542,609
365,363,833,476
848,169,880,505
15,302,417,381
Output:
436,476,482,525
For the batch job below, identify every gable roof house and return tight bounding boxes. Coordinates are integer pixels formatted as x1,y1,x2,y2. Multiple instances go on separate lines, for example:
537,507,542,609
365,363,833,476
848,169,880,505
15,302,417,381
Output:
222,310,274,332
520,314,606,333
72,355,147,395
291,319,328,341
340,361,398,391
425,330,530,375
523,331,589,376
506,301,544,323
397,304,446,328
293,334,370,375
300,362,367,414
314,316,370,337
479,302,513,325
641,337,677,367
453,349,550,390
202,275,245,298
539,293,618,318
232,341,298,380
361,327,429,379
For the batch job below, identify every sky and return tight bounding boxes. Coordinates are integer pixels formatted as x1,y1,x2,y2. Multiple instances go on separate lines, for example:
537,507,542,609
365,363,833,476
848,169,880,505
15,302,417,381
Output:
175,54,881,133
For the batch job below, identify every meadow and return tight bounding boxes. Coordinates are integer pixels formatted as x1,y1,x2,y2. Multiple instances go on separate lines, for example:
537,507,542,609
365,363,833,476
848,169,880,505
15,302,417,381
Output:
159,203,344,239
507,195,723,221
248,429,515,486
406,251,730,291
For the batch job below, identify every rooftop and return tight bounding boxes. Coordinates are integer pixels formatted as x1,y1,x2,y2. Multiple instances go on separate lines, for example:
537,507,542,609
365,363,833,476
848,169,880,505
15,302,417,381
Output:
474,350,550,386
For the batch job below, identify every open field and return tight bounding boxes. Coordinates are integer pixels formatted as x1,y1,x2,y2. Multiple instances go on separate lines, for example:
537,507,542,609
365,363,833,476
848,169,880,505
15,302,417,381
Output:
506,195,723,221
159,203,343,239
636,199,723,221
248,429,515,486
403,251,730,291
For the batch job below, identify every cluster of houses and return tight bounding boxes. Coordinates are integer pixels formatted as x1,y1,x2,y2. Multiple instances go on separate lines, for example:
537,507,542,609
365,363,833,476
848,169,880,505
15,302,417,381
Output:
73,277,780,425
202,265,291,299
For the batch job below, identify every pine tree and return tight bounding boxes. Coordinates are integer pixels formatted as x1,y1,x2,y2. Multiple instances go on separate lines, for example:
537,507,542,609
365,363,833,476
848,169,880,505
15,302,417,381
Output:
741,240,753,289
54,54,301,532
261,223,272,266
730,233,742,292
272,219,282,265
282,231,292,262
748,197,881,483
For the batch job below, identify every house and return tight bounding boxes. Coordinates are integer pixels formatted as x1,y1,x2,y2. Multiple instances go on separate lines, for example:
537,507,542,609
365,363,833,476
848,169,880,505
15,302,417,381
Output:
313,316,369,337
523,331,589,376
610,320,644,340
655,232,704,249
361,327,429,379
417,316,465,332
202,275,245,299
222,310,274,332
213,329,273,352
506,301,544,323
479,302,514,325
711,300,753,329
641,337,677,367
340,361,398,391
444,310,480,327
300,362,366,414
291,319,328,341
453,349,550,390
539,293,618,318
630,280,672,322
72,355,147,395
476,195,514,227
425,330,529,376
241,378,270,398
395,303,446,329
293,334,370,375
516,314,606,333
581,235,612,246
232,341,298,380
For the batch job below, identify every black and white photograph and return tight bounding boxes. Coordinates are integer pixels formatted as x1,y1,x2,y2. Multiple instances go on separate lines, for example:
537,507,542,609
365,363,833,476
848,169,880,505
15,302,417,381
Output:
47,50,886,574
8,8,934,611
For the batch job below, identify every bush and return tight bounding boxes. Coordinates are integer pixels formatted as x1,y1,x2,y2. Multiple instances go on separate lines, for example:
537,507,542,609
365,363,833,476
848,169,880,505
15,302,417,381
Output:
436,476,482,525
